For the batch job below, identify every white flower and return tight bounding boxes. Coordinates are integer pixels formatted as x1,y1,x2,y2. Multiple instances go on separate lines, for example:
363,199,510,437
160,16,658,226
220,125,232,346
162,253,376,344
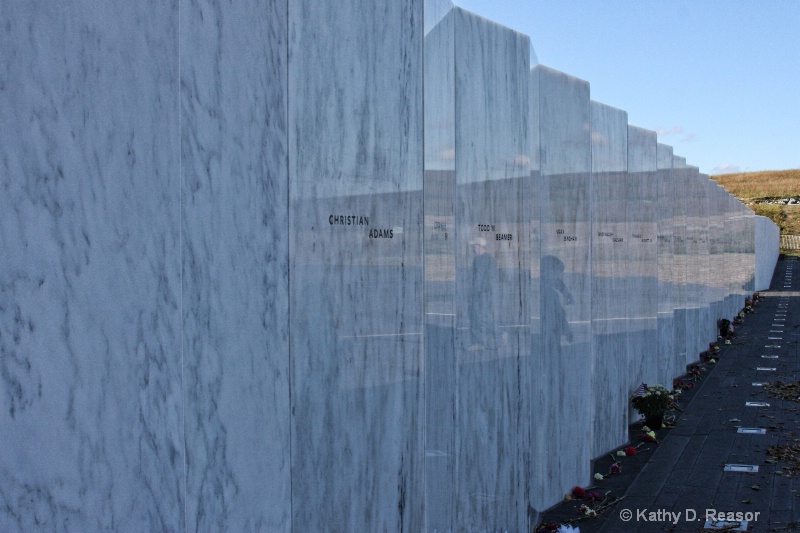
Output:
558,525,580,533
594,473,604,480
616,450,626,457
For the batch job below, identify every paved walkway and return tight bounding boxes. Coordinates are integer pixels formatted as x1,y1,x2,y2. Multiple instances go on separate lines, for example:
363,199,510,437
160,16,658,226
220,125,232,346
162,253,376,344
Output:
602,255,799,532
542,255,800,533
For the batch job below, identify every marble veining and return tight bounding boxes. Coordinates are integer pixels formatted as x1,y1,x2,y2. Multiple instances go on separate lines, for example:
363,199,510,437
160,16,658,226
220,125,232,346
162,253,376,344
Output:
180,1,290,531
0,1,780,530
626,126,659,410
1,2,183,531
533,65,593,510
452,8,532,530
288,1,424,530
590,101,629,457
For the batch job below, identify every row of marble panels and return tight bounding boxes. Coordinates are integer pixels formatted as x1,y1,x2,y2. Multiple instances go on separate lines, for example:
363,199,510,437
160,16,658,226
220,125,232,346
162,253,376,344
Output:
0,1,778,532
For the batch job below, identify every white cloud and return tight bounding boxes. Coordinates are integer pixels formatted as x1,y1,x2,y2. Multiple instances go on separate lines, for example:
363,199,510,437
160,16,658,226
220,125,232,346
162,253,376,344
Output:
655,126,684,137
711,163,741,174
656,126,697,143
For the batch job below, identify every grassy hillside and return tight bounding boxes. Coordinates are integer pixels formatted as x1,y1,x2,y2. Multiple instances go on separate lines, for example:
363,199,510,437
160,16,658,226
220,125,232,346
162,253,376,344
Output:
711,169,800,235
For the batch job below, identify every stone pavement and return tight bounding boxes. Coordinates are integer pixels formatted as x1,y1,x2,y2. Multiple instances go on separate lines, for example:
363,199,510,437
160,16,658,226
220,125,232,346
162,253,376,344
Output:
540,254,800,533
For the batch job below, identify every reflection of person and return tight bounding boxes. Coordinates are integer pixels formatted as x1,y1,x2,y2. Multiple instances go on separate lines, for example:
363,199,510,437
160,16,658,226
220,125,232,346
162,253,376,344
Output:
467,237,497,350
541,255,573,342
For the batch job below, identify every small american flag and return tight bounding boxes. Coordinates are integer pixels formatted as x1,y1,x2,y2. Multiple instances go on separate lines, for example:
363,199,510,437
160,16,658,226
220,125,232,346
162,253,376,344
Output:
634,383,647,397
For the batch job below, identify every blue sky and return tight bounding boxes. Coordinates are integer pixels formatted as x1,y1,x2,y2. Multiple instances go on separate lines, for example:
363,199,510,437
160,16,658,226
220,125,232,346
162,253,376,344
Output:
453,0,799,175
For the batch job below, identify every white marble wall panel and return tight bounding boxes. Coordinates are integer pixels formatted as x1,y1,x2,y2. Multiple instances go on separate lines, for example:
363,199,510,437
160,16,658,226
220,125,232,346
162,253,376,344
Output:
288,2,424,530
723,191,740,317
755,216,780,291
722,191,739,316
723,193,745,315
423,4,457,529
671,156,691,369
727,198,753,310
626,126,658,413
720,193,733,317
684,165,706,361
180,1,290,530
695,173,714,344
0,3,184,531
2,2,777,529
532,65,592,510
741,201,756,297
590,102,629,456
707,182,728,325
656,144,678,386
450,10,533,530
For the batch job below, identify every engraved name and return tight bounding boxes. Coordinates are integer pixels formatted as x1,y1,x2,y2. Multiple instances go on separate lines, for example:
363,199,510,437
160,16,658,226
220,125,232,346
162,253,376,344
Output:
329,214,369,226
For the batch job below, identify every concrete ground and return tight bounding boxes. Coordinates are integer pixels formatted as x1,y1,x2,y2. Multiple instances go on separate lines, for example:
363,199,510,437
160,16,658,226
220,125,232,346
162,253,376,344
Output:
538,254,800,533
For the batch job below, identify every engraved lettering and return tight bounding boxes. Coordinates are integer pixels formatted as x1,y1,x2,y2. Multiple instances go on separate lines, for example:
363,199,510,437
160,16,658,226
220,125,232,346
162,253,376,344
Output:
329,214,369,226
369,228,394,239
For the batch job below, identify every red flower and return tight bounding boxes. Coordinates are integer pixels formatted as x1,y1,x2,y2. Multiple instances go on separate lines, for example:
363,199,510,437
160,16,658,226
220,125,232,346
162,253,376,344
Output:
625,446,637,456
586,491,602,502
609,463,621,474
571,486,586,499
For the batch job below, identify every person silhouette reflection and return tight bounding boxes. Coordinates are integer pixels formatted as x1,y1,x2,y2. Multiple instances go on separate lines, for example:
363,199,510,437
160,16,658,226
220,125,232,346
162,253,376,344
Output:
467,237,497,350
541,254,574,343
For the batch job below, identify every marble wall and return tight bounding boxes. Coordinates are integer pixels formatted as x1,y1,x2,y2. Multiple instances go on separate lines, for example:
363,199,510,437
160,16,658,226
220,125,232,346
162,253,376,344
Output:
288,1,424,530
590,101,629,457
656,143,679,386
452,9,532,531
1,3,184,531
626,126,659,412
756,216,781,290
1,1,781,531
533,65,593,508
424,6,533,530
181,2,290,530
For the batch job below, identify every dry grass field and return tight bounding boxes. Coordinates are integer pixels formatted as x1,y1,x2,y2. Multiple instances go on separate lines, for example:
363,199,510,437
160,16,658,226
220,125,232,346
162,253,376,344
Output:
711,169,800,236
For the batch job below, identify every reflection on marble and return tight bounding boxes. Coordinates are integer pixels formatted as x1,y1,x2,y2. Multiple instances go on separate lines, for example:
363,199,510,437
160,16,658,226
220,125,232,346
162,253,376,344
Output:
288,1,424,531
452,9,532,531
423,4,457,530
181,1,290,530
533,65,592,509
626,126,658,415
695,172,714,346
1,0,781,529
656,143,678,386
755,216,780,290
707,181,728,330
590,101,629,457
671,156,691,368
683,165,705,362
426,7,533,529
0,2,183,531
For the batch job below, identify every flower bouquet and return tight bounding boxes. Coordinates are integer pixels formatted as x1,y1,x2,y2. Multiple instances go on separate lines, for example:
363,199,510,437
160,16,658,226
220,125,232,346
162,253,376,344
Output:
630,384,677,428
